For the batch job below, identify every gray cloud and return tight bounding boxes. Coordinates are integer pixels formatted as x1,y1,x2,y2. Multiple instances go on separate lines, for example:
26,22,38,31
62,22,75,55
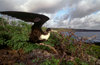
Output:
0,0,18,11
0,0,28,11
21,0,80,13
70,0,100,18
0,0,100,29
0,0,100,17
21,0,68,13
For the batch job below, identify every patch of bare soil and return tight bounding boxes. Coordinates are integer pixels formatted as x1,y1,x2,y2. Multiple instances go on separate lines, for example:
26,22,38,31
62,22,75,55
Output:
0,45,53,65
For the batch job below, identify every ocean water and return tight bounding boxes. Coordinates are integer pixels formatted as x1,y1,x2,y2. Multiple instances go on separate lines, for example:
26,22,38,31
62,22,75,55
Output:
75,32,100,42
64,31,100,43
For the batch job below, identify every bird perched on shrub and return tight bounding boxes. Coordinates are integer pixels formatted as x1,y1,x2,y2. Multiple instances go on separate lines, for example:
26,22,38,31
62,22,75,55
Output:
0,11,53,43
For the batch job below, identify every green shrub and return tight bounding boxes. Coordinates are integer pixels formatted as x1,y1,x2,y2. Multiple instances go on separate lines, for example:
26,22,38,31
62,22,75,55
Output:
75,57,88,65
88,45,100,58
66,61,74,65
41,57,59,65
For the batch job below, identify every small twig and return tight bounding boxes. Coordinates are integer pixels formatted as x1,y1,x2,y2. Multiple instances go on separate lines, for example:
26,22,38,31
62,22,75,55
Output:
58,52,66,65
37,43,58,55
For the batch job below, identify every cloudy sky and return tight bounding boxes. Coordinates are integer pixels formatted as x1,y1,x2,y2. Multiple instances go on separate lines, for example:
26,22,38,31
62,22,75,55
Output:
0,0,100,29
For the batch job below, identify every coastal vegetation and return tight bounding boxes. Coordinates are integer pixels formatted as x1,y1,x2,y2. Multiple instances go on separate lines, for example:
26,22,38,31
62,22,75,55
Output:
0,17,100,65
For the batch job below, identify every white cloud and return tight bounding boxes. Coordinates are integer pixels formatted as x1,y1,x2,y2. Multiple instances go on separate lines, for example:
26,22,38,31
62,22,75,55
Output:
70,11,100,29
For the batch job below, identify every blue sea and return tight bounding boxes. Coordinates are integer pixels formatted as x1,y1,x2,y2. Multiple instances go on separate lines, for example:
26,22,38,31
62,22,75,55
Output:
64,31,100,43
75,32,100,42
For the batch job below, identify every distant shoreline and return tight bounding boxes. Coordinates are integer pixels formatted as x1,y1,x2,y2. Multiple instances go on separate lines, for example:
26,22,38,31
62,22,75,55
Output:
52,28,100,32
74,29,100,32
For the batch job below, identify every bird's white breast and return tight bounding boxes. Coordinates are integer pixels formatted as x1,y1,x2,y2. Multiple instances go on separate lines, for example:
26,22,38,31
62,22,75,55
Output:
39,32,50,40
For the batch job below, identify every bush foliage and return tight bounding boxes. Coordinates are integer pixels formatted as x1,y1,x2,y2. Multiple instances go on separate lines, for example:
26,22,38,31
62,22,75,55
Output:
0,17,100,65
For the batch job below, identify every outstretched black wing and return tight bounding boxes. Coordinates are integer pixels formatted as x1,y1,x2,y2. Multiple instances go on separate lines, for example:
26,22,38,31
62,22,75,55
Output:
0,11,49,27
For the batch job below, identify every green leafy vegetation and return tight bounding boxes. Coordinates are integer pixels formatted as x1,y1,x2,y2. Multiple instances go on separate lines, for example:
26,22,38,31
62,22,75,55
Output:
0,17,51,52
41,57,59,65
0,17,100,65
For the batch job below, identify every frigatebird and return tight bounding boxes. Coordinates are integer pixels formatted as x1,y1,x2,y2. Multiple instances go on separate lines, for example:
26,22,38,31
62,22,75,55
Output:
0,11,51,43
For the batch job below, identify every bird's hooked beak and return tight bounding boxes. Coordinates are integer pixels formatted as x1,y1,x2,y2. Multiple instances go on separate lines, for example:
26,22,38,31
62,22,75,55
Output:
46,28,57,32
51,29,58,32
